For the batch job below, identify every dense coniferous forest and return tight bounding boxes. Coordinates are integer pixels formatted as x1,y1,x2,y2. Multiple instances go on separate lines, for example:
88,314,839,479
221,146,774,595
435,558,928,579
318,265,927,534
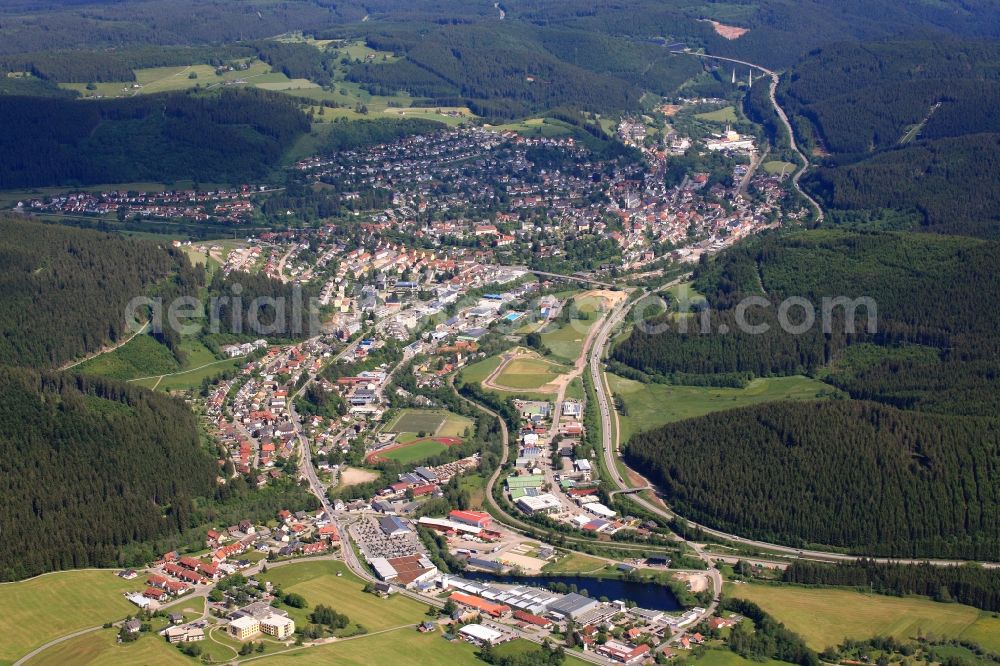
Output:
0,89,309,188
625,401,1000,559
0,366,217,580
804,134,1000,238
782,560,1000,612
0,218,326,579
0,216,199,368
617,231,1000,558
613,230,1000,414
778,39,1000,237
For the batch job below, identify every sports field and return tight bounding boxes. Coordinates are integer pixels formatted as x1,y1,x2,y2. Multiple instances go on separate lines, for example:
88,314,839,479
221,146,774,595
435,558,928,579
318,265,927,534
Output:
725,582,999,651
385,408,471,438
609,374,835,443
494,357,567,390
377,439,452,464
0,569,139,664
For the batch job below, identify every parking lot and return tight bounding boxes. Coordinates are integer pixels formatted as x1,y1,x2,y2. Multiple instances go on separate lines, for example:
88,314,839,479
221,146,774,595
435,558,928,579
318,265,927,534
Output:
350,515,423,560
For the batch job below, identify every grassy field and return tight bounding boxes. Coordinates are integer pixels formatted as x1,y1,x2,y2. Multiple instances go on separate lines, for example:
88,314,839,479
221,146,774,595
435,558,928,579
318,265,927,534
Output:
379,439,450,464
248,628,482,665
495,357,567,390
487,117,576,138
695,106,739,123
763,160,797,176
385,409,472,438
542,551,607,574
459,355,503,385
75,331,179,379
258,633,585,666
610,374,835,443
261,560,429,632
62,60,272,98
538,292,611,362
725,582,998,651
30,628,190,666
386,409,447,435
690,649,789,666
0,570,140,664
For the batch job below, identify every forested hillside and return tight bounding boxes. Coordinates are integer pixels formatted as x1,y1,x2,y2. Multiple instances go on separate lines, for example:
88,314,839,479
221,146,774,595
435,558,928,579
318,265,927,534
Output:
0,88,308,188
0,216,199,368
0,366,217,580
616,230,1000,558
625,400,1000,559
779,39,1000,237
804,133,1000,238
613,230,1000,414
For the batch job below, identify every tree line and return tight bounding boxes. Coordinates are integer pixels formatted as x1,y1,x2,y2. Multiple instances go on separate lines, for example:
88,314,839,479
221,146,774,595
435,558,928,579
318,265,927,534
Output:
783,559,1000,613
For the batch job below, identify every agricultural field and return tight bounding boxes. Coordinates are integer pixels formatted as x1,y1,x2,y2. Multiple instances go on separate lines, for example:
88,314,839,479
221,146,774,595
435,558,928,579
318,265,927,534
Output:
725,582,999,651
609,374,835,443
695,105,739,123
487,117,576,138
261,560,428,632
0,570,140,664
252,628,482,666
62,60,272,98
689,649,788,666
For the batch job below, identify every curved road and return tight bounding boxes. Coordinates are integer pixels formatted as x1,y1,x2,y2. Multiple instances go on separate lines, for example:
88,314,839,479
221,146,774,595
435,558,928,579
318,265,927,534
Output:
685,51,824,223
592,282,1000,570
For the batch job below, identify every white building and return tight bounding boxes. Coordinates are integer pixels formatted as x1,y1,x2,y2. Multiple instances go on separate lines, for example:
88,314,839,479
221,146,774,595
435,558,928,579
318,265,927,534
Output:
228,615,260,640
261,614,296,640
516,493,562,515
459,623,504,646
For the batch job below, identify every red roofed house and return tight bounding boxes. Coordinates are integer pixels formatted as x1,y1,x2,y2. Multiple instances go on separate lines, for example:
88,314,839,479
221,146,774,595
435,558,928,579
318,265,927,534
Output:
597,640,650,664
449,592,511,618
164,580,191,596
513,609,552,629
198,562,220,579
147,574,169,589
178,556,202,571
410,483,437,497
144,587,168,601
163,562,203,584
301,541,328,555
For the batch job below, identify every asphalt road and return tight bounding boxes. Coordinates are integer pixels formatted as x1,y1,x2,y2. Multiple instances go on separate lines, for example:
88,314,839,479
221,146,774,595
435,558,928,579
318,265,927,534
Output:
683,51,825,223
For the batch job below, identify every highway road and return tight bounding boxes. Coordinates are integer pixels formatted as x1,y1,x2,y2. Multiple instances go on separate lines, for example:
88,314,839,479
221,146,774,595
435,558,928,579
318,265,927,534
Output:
683,51,825,224
590,282,1000,570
